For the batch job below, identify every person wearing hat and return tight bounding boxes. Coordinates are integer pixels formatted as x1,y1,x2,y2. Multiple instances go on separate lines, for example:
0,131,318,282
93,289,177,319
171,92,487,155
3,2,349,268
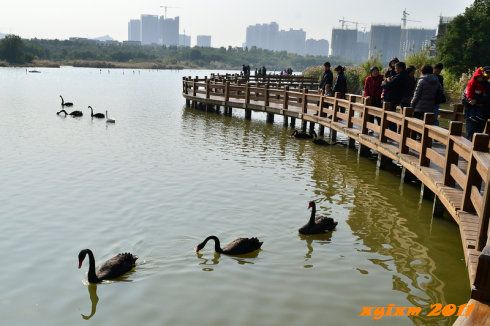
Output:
319,62,333,96
333,65,347,97
364,66,384,108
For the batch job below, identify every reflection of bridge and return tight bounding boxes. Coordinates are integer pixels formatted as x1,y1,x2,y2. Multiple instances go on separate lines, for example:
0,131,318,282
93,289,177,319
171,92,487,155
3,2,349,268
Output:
182,74,490,323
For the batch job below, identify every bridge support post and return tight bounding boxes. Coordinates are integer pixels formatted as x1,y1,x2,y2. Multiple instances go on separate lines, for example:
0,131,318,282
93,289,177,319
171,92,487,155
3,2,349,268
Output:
377,154,391,170
432,196,446,218
348,138,356,149
290,117,296,128
301,120,307,132
185,99,190,107
319,125,325,137
309,122,315,134
245,109,251,120
359,144,371,157
283,116,288,127
471,245,490,303
402,167,417,184
266,113,274,124
421,184,435,201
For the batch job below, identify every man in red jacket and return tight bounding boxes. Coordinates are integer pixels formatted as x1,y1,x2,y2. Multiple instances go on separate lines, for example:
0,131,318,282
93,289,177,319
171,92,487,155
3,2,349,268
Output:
364,67,383,108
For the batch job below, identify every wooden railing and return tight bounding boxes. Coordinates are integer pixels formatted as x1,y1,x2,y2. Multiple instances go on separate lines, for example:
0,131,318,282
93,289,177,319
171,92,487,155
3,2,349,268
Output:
182,75,490,306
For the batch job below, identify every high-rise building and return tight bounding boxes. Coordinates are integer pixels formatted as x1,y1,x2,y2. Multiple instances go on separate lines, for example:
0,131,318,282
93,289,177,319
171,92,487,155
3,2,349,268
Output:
369,25,402,62
141,14,159,45
245,22,279,51
400,28,436,57
128,19,141,42
277,28,306,55
331,28,358,62
196,35,211,47
179,34,191,47
305,39,329,56
160,16,179,46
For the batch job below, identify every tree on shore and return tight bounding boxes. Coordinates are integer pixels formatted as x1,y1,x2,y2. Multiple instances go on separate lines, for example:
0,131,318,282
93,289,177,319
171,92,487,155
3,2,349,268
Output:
437,0,490,75
0,35,28,64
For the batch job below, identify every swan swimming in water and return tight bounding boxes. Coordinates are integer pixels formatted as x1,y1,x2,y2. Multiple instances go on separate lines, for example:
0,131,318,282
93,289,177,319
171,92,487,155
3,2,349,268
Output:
195,236,263,255
78,249,137,283
105,110,115,123
89,106,105,119
60,95,73,107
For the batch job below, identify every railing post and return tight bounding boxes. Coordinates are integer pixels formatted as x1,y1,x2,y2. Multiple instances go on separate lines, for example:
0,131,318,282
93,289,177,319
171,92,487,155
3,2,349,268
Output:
443,121,463,187
192,77,198,97
264,84,270,107
224,81,230,103
283,86,289,111
205,78,211,99
419,113,435,167
378,102,390,143
472,246,490,302
245,82,250,105
399,107,414,154
462,134,489,216
302,89,308,114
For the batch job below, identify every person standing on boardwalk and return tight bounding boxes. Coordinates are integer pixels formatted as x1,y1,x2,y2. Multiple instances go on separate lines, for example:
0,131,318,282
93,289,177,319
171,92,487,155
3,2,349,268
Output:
402,65,417,108
411,65,443,120
433,63,445,126
382,57,399,103
319,62,333,96
382,61,409,110
363,66,383,108
464,67,489,139
333,65,348,98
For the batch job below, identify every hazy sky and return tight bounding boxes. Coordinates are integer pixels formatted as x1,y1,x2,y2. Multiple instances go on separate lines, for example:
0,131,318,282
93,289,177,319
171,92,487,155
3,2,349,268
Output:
0,0,473,46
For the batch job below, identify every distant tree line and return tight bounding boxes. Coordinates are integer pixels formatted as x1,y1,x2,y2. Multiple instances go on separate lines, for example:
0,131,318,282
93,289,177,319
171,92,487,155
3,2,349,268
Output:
437,0,490,75
0,35,347,70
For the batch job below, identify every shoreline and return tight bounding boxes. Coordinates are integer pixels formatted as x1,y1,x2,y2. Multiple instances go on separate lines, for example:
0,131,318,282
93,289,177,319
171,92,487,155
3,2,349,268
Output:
0,59,202,70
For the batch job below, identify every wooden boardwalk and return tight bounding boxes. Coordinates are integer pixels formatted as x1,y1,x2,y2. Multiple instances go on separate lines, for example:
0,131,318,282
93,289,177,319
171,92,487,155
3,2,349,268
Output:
182,74,490,324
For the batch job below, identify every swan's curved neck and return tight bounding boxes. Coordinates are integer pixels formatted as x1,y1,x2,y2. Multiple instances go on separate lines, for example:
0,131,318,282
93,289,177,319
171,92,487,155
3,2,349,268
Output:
309,204,316,224
85,250,99,283
60,96,64,104
205,236,223,253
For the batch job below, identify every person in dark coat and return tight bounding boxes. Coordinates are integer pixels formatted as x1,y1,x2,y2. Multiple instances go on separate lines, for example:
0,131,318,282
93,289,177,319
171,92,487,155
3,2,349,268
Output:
333,65,347,97
363,66,383,107
402,65,417,108
433,63,445,126
411,65,443,120
382,61,409,110
319,62,333,95
384,57,399,78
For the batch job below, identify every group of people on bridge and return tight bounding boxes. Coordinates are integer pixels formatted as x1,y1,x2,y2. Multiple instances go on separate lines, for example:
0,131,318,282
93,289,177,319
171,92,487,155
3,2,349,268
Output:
241,65,293,78
319,60,490,140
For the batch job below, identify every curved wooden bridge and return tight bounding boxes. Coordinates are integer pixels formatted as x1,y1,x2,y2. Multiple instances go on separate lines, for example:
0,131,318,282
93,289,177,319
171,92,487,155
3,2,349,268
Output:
182,74,490,324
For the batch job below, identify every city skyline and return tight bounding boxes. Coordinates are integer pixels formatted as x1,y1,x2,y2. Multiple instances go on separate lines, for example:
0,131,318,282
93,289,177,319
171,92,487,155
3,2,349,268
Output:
0,0,473,47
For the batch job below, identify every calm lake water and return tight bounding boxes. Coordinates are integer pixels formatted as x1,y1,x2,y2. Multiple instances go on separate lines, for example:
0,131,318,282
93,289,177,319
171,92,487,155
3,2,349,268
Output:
0,67,469,325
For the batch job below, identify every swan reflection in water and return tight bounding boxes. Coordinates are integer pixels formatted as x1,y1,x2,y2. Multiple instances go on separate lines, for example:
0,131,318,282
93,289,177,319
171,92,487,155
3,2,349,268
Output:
299,233,332,268
81,284,99,320
196,251,261,271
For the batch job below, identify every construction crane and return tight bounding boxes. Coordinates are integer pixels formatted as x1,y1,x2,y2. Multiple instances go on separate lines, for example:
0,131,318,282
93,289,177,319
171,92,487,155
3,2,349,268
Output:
338,17,363,30
160,5,180,19
401,9,421,28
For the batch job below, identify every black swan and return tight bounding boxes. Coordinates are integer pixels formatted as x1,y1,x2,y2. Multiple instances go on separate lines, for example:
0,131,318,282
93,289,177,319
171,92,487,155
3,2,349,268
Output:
78,249,137,283
57,109,83,117
311,130,335,145
89,106,105,119
299,201,338,235
292,129,314,139
105,110,115,123
195,236,263,255
60,95,74,107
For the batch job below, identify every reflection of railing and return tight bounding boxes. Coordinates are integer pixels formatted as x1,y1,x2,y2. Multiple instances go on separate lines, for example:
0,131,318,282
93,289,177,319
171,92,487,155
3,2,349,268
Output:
182,75,490,309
